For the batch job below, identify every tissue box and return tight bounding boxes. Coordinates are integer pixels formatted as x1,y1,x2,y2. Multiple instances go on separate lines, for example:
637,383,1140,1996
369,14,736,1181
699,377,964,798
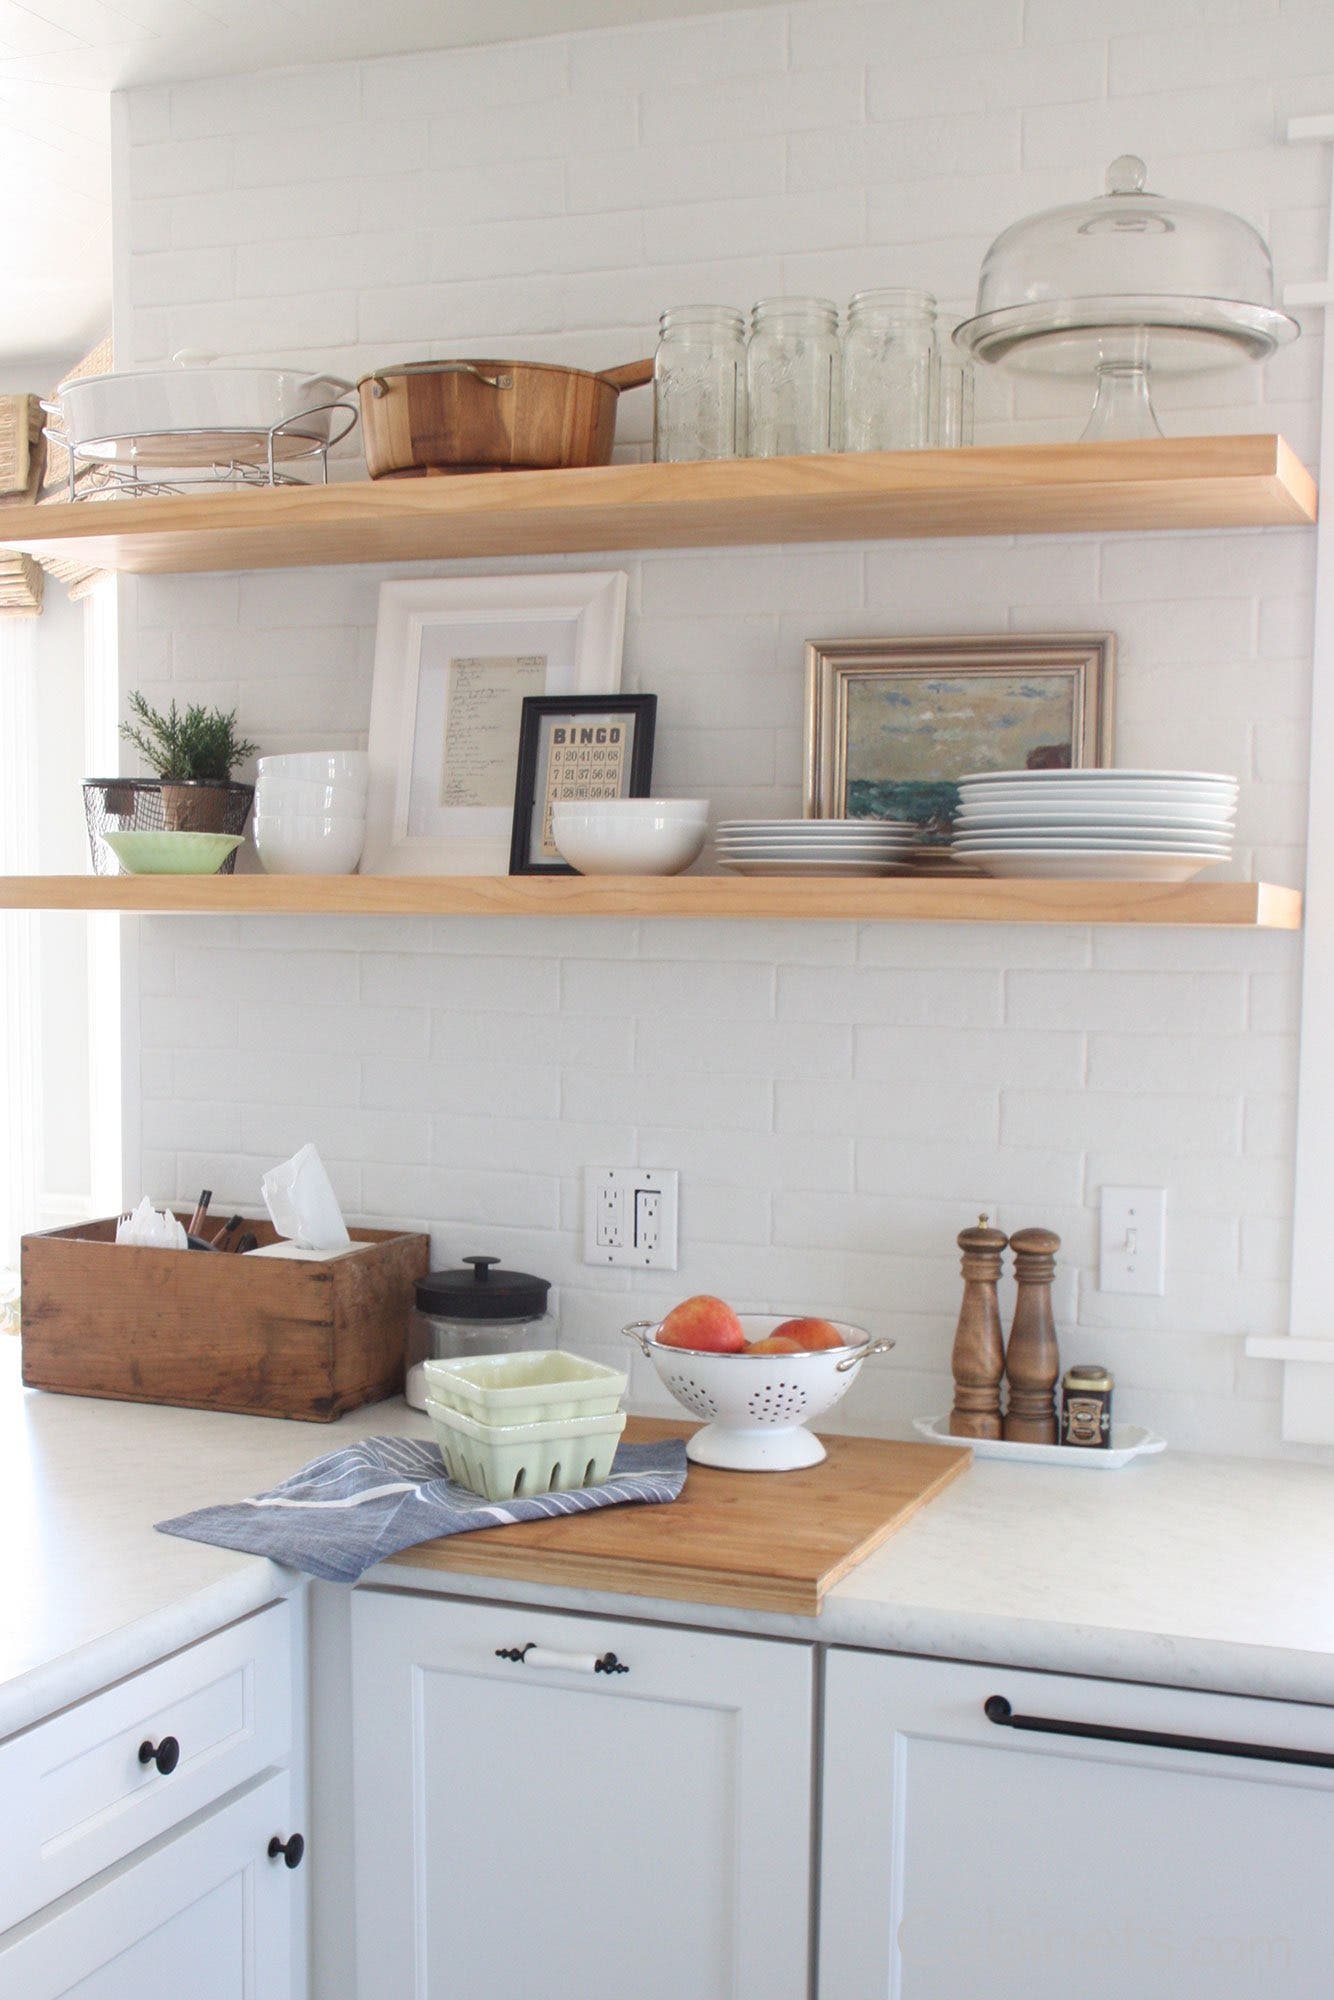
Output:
20,1215,430,1421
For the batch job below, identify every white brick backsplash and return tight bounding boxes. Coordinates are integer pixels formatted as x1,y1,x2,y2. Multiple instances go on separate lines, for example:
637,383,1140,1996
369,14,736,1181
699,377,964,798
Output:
111,0,1329,1458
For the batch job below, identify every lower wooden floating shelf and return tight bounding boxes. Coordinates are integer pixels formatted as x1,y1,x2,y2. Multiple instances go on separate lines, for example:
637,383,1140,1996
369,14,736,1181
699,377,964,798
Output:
0,874,1302,927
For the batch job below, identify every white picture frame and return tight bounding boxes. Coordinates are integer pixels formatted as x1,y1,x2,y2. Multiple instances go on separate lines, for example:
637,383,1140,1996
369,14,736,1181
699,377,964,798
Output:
362,571,628,876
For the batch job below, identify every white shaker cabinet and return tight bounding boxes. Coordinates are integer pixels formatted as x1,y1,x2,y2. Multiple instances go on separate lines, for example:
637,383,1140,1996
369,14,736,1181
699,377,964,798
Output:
350,1588,815,2000
0,1770,301,2000
820,1650,1334,2000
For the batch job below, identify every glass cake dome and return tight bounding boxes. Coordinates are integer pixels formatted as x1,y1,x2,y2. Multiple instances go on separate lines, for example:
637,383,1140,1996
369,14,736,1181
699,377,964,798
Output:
953,155,1299,439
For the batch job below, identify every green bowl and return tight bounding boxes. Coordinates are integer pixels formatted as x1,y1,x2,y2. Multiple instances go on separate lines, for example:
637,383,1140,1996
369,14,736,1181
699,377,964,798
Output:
104,830,244,876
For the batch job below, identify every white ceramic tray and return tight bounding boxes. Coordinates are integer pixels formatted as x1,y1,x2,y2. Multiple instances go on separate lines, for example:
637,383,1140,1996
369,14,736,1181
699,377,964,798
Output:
914,1414,1166,1469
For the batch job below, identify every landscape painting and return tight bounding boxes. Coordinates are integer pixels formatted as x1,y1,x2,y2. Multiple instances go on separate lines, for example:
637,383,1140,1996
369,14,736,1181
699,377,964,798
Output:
805,638,1115,849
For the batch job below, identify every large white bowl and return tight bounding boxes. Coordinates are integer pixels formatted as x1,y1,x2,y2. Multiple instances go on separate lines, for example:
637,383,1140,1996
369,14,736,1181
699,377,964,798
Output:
623,1314,893,1470
256,752,369,784
254,810,365,875
552,800,709,875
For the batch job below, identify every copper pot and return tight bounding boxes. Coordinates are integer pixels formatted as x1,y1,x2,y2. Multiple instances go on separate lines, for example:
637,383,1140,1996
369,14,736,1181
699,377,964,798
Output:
356,357,653,478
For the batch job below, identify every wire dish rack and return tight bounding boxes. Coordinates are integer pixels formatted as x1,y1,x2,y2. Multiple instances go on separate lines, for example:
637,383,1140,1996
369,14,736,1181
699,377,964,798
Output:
43,398,359,499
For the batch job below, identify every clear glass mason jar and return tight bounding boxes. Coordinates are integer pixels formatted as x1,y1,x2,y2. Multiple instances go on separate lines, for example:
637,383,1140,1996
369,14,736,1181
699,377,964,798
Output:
746,296,841,457
653,305,748,461
841,289,938,452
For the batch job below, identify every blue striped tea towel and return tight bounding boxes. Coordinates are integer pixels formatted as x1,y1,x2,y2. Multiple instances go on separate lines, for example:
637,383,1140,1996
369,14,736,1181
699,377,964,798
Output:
156,1434,688,1584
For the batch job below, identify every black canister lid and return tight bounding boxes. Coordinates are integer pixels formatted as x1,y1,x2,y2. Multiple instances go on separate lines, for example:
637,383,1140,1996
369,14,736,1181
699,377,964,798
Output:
414,1254,550,1321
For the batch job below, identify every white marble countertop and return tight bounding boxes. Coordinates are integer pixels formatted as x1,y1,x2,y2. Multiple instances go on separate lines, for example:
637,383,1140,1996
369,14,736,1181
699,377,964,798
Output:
3,1338,1332,1738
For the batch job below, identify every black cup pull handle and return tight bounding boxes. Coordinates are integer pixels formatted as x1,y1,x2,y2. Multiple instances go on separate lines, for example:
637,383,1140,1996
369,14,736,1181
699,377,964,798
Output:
268,1832,305,1869
138,1735,180,1775
984,1694,1334,1771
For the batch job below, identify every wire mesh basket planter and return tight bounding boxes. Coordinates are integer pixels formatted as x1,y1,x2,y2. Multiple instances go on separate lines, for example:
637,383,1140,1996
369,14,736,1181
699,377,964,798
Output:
83,778,253,874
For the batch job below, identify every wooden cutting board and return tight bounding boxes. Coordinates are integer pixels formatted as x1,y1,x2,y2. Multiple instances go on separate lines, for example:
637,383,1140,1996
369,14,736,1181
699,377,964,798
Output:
387,1418,971,1616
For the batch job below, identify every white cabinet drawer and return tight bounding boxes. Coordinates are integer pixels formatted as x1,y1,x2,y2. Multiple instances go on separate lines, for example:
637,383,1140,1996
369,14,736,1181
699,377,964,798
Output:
0,1769,302,2000
0,1598,294,1933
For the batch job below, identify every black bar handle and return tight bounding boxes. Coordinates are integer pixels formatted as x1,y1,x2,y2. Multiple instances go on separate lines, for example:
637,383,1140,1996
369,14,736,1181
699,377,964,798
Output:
984,1694,1334,1771
138,1734,180,1775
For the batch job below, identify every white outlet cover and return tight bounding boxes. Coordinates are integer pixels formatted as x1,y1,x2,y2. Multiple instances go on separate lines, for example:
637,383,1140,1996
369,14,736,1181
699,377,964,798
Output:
582,1166,679,1269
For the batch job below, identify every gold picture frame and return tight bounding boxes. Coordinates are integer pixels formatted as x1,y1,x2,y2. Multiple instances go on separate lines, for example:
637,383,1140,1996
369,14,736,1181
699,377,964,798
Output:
804,634,1115,850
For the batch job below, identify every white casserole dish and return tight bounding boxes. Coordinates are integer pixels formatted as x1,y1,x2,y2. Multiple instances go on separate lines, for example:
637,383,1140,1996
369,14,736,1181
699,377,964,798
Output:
52,358,355,468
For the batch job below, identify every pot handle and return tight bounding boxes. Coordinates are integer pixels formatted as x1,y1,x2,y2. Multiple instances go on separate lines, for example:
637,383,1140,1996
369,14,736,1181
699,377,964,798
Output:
366,362,514,398
835,1338,896,1374
598,359,655,393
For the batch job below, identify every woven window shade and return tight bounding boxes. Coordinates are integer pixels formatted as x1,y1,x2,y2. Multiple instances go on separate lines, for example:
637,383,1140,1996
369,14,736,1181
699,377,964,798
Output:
0,394,47,615
30,330,114,603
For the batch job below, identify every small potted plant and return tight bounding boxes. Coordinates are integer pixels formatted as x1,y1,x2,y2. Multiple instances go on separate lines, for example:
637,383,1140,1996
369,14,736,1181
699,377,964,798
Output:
119,693,258,835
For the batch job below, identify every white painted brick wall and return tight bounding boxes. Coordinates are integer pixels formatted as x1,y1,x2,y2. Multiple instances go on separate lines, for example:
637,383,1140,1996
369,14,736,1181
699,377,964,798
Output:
112,0,1330,1457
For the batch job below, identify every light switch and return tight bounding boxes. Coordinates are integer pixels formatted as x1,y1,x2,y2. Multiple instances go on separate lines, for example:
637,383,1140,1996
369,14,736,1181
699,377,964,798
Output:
1098,1186,1166,1296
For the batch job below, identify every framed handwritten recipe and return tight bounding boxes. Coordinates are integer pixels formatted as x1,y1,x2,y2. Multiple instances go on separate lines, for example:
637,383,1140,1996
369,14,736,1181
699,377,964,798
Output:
509,694,658,874
362,572,628,875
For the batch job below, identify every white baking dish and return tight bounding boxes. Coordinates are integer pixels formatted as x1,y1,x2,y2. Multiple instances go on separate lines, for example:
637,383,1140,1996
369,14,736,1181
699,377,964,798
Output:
52,358,355,469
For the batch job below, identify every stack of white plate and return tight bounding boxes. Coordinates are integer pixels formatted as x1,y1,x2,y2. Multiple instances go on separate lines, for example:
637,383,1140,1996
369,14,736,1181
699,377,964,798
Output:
716,818,919,877
951,769,1238,881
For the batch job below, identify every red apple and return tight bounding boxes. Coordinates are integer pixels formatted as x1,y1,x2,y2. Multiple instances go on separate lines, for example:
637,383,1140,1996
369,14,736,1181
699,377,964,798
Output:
746,1334,802,1355
772,1316,846,1352
657,1294,746,1353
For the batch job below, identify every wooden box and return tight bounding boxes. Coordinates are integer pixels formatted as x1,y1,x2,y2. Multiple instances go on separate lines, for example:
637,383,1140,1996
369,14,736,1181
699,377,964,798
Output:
20,1215,430,1421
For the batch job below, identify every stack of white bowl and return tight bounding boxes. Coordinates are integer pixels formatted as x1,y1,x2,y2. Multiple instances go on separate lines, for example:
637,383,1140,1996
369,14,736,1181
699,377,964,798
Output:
550,797,709,875
253,752,369,875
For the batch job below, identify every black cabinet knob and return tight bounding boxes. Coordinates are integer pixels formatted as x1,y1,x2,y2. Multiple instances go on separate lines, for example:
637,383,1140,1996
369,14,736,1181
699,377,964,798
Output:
138,1735,180,1775
268,1832,305,1870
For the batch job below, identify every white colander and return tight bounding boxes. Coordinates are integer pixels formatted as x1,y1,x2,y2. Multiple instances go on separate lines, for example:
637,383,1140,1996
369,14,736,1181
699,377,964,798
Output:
623,1315,894,1471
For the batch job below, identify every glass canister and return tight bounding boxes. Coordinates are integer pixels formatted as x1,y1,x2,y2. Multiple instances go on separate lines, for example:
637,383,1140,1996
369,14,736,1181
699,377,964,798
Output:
746,296,841,457
653,304,748,461
405,1253,557,1410
841,288,937,452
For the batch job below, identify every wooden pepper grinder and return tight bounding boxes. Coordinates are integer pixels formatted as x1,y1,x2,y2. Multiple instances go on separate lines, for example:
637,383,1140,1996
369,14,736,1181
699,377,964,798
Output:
1003,1227,1061,1444
948,1215,1008,1439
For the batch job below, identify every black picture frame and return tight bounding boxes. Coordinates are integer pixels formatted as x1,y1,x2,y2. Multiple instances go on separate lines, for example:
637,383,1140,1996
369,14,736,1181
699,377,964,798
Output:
509,693,658,875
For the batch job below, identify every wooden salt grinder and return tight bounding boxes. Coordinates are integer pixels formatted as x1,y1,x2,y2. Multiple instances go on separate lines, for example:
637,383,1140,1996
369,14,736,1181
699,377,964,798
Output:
947,1216,1008,1439
1003,1227,1061,1444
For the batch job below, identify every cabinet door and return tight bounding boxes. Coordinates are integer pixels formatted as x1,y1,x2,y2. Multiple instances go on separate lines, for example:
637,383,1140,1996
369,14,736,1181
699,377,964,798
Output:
351,1589,813,2000
820,1650,1334,2000
0,1771,302,2000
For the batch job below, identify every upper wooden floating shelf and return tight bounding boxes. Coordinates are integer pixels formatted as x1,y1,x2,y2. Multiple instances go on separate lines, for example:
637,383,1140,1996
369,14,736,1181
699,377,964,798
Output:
0,436,1314,575
0,875,1301,929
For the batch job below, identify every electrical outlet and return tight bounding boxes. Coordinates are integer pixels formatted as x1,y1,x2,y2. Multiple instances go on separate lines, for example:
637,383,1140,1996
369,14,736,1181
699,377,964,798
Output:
1098,1186,1166,1296
583,1167,679,1269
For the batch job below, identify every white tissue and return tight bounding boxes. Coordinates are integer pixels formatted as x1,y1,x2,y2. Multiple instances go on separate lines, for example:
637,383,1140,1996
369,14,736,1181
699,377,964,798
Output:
116,1196,189,1250
260,1143,351,1252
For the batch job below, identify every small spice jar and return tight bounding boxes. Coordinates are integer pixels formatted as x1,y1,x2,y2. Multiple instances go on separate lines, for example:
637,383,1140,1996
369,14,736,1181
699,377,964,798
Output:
1061,1364,1114,1449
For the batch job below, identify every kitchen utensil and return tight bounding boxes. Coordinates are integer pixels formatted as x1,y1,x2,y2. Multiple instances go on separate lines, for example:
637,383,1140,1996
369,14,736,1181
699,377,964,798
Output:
103,830,244,875
1003,1228,1061,1444
948,1217,1008,1440
654,305,748,461
623,1314,894,1470
747,297,841,457
51,357,355,472
913,1413,1165,1469
425,1399,629,1502
407,1255,556,1413
551,798,709,875
423,1350,627,1427
254,810,365,875
954,155,1298,440
356,356,653,477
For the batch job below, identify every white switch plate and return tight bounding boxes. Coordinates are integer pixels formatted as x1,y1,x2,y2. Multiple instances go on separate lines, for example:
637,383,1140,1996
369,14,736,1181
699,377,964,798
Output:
583,1167,679,1269
1098,1185,1166,1296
